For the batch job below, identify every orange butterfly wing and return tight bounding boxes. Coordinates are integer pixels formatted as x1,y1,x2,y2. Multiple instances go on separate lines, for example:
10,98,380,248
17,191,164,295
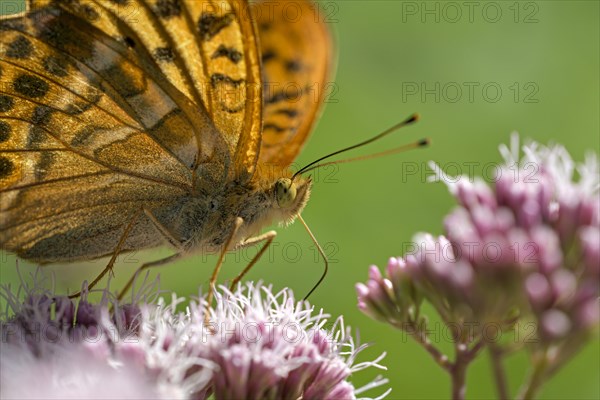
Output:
26,0,263,178
254,0,334,168
0,0,263,260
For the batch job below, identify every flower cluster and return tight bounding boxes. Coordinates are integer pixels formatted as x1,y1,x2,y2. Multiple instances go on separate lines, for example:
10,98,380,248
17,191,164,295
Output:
356,135,599,398
1,271,388,400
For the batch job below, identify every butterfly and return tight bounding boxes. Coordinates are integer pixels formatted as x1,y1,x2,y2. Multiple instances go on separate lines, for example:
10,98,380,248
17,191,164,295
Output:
0,0,334,294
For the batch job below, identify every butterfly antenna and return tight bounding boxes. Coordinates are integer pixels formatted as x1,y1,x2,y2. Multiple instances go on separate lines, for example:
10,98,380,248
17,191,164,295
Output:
298,214,328,301
292,113,425,180
302,138,430,173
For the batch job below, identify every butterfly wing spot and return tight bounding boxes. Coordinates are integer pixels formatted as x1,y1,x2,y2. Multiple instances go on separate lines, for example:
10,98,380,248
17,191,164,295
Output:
27,127,46,148
265,85,306,105
258,22,271,32
220,103,245,114
211,44,242,64
64,92,102,116
30,108,53,139
31,105,53,126
198,13,234,41
154,0,183,19
0,121,11,142
211,75,247,115
263,123,288,134
210,73,243,89
42,55,70,77
0,153,22,191
0,96,15,112
261,49,277,63
275,108,299,118
0,156,14,179
285,59,303,73
154,47,175,63
123,36,136,49
13,74,50,98
70,126,97,147
6,35,33,59
35,152,54,181
28,106,54,147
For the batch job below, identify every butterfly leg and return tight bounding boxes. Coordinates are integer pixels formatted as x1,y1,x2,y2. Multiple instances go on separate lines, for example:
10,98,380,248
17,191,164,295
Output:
228,230,277,290
142,207,185,251
204,217,244,324
116,207,186,300
68,208,143,299
116,253,181,301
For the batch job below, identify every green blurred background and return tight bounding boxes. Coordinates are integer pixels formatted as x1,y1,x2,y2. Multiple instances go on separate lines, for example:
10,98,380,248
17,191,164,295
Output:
1,1,598,398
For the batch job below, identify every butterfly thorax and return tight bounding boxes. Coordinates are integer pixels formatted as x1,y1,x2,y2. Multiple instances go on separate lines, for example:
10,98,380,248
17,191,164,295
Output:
176,173,312,253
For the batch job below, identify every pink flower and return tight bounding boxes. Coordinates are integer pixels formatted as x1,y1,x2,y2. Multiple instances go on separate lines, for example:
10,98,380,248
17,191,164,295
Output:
358,135,599,342
1,271,389,399
356,135,599,398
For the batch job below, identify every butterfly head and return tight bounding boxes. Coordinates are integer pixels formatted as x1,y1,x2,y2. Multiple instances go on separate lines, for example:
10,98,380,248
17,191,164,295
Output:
271,176,312,225
274,178,297,207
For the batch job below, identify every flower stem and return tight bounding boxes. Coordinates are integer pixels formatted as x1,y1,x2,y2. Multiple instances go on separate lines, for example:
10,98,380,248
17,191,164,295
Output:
468,339,485,358
399,321,452,371
517,352,548,400
451,345,470,400
489,345,509,400
398,321,483,400
449,338,485,400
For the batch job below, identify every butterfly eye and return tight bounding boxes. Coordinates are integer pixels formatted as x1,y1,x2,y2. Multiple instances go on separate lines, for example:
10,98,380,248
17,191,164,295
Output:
275,178,297,208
